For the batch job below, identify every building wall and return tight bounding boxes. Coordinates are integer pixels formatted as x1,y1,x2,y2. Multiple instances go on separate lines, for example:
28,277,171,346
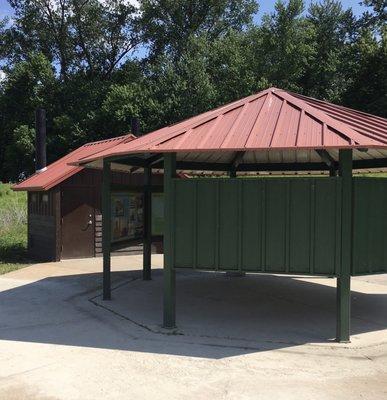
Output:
28,188,60,261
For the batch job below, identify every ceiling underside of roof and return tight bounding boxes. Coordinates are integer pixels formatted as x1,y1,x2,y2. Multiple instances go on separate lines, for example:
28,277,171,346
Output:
82,147,387,175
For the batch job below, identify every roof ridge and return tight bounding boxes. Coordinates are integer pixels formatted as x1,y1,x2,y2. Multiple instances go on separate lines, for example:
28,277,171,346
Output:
83,133,135,147
126,90,271,153
273,89,382,145
291,92,387,124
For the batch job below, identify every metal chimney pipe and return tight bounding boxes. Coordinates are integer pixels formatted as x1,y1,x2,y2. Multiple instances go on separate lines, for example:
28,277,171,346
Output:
131,117,140,136
35,108,47,173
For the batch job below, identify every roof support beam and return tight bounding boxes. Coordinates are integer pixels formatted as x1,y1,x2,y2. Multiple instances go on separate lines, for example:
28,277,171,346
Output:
238,162,330,172
106,155,147,167
147,154,164,165
230,151,245,169
229,151,245,177
315,149,337,171
353,158,387,169
98,156,387,173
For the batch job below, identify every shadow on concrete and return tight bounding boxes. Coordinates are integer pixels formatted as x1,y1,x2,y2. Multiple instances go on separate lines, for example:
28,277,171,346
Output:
0,268,386,358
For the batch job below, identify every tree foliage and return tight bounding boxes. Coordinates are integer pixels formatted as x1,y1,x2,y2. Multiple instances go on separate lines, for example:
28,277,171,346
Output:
0,0,386,180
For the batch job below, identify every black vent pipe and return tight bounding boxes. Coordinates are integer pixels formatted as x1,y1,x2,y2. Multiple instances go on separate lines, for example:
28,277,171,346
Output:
131,117,140,136
35,108,47,173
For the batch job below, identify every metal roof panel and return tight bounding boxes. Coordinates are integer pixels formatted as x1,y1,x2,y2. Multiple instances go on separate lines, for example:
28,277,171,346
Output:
13,134,136,191
77,88,387,166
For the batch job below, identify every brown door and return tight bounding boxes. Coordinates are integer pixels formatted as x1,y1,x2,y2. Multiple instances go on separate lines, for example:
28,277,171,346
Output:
61,187,95,259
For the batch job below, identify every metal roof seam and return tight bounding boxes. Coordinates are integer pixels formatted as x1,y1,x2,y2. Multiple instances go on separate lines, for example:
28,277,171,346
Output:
308,104,387,132
244,92,272,148
174,128,194,149
295,108,304,148
293,92,387,125
126,91,269,153
195,115,224,149
221,100,265,149
269,99,287,147
274,90,373,145
218,104,248,149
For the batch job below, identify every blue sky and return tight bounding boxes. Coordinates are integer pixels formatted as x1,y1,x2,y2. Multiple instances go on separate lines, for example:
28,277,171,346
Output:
255,0,367,22
0,0,368,21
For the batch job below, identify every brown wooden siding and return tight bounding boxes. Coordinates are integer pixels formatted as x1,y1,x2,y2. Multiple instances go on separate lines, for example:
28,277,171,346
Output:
28,191,55,216
28,209,58,261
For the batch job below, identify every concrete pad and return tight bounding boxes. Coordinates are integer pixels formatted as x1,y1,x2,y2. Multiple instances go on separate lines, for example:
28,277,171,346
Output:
93,269,387,349
0,255,386,400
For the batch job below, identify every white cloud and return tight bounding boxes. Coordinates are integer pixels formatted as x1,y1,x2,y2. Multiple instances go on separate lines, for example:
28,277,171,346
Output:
0,70,6,82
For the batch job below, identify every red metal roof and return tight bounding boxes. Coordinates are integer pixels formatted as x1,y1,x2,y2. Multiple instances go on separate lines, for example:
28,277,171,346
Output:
13,134,136,191
77,88,387,166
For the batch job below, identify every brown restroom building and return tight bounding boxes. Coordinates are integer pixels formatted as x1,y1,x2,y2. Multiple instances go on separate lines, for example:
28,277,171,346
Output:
13,133,164,261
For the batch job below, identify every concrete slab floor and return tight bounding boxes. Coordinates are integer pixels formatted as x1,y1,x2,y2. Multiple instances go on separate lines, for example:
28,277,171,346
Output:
0,255,386,400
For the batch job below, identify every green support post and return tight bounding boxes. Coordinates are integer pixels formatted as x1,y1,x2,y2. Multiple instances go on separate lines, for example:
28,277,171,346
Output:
337,149,352,342
163,153,176,328
102,158,112,300
229,169,236,178
143,166,152,280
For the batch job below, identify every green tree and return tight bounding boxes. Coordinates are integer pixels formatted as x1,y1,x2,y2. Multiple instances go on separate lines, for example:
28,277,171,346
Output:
302,0,357,102
139,0,258,59
360,0,387,30
0,53,56,179
5,0,139,79
343,26,387,117
256,0,314,91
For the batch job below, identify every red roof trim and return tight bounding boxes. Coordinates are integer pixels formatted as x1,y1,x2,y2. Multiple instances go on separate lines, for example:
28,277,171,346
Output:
12,134,136,191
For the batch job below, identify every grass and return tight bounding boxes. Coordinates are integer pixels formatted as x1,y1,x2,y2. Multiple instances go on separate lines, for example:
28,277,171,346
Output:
0,183,30,275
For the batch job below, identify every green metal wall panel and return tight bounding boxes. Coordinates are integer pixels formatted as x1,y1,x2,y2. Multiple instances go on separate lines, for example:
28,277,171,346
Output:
173,178,343,275
196,181,217,269
313,180,339,275
353,178,387,275
219,181,239,270
174,181,194,268
288,180,311,273
241,180,264,271
265,180,287,272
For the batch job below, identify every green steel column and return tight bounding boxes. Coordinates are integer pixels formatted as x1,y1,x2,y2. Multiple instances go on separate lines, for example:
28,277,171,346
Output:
163,153,176,328
102,158,112,300
229,169,236,178
143,166,152,280
337,149,353,342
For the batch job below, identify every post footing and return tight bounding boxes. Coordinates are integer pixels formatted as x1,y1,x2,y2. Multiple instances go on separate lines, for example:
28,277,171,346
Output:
162,324,177,330
336,339,351,344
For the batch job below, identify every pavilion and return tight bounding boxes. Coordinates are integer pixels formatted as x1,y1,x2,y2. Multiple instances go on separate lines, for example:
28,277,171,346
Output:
75,87,387,342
